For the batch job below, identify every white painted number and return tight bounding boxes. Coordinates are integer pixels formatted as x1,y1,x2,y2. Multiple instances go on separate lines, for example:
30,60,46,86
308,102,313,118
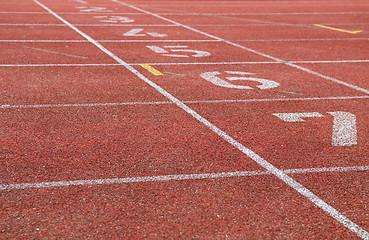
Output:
123,29,167,37
146,45,211,58
273,111,357,146
76,6,113,12
200,71,279,89
94,16,135,23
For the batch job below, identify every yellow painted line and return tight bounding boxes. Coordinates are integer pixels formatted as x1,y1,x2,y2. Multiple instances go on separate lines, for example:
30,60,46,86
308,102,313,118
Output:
313,24,363,34
23,46,88,59
140,64,163,76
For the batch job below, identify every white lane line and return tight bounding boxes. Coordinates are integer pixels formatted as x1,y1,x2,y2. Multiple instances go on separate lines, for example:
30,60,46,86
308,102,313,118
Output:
1,38,368,43
0,11,144,14
0,23,366,27
292,59,369,64
185,96,369,104
1,60,369,67
0,40,89,42
0,40,218,43
0,101,171,109
1,165,369,191
121,3,369,96
0,63,121,67
134,4,369,7
3,11,369,15
0,23,66,26
32,1,369,238
135,59,369,65
158,12,369,15
1,96,368,109
236,38,369,42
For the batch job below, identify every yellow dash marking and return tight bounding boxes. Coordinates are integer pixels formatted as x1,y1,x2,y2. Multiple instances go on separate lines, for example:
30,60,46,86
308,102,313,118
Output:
140,64,163,76
23,46,88,59
313,24,363,34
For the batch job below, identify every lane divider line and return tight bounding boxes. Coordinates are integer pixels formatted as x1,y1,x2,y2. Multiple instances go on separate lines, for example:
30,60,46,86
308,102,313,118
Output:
313,24,363,34
279,90,304,95
34,0,369,238
2,165,369,191
140,64,163,75
2,59,369,67
1,96,369,110
23,46,88,59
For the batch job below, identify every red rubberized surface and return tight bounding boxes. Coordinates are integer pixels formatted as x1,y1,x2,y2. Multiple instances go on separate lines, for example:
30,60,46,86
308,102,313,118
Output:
0,177,360,239
0,42,116,64
0,13,61,24
0,26,85,40
1,0,369,239
0,66,167,105
300,62,369,90
244,40,369,61
0,105,261,184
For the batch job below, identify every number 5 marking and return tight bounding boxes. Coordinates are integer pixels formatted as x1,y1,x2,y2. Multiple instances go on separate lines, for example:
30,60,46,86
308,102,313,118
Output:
273,111,357,146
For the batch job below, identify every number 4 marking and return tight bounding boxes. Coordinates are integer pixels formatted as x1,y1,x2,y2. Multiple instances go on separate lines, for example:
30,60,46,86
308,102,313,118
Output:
273,111,357,146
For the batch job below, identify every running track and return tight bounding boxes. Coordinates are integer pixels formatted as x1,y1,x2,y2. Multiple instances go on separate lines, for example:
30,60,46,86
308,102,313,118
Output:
1,0,369,239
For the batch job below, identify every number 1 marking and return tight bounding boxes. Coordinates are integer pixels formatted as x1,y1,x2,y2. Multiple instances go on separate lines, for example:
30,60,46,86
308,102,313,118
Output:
273,111,357,146
327,111,357,146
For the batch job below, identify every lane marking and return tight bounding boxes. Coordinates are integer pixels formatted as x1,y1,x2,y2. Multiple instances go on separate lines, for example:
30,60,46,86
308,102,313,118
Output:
0,23,367,27
158,12,369,15
279,91,303,95
1,59,369,67
2,11,369,15
200,71,279,90
313,24,363,34
0,101,171,109
164,72,185,76
0,96,368,110
1,38,368,43
136,4,369,7
0,63,122,67
2,165,369,191
33,1,369,238
0,11,144,14
273,112,358,146
23,46,88,59
273,112,324,122
140,64,163,75
0,40,219,42
328,112,357,146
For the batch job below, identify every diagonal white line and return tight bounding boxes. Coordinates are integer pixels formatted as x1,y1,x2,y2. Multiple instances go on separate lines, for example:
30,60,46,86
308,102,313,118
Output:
33,0,369,238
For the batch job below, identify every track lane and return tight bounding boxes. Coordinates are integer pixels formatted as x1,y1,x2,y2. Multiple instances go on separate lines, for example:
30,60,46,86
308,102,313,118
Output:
28,0,369,238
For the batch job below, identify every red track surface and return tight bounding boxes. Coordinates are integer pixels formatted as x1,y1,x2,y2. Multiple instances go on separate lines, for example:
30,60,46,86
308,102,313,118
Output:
1,0,369,239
